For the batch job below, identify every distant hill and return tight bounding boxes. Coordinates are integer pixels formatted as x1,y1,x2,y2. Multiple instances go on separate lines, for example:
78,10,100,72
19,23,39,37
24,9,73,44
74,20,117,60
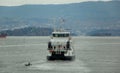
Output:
0,27,53,36
0,1,120,36
0,1,120,19
0,27,77,36
87,29,120,36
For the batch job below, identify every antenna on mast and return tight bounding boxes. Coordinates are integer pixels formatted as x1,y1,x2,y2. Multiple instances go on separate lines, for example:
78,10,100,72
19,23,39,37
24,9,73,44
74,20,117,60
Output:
60,17,65,31
52,17,66,32
52,18,56,32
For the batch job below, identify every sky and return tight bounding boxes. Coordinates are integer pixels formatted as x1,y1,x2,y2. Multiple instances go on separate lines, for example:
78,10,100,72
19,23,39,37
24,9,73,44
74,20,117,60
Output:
0,0,112,6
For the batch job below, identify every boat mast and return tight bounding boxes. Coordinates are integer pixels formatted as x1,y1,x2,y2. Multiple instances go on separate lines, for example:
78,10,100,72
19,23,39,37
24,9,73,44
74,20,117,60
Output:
60,18,65,31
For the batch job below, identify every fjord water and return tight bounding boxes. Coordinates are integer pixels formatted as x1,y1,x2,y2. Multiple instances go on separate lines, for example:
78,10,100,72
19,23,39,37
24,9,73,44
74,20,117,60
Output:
0,36,120,73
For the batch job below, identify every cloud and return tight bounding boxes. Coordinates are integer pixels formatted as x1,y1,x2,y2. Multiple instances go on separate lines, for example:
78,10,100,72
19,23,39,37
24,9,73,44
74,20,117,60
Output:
0,0,112,6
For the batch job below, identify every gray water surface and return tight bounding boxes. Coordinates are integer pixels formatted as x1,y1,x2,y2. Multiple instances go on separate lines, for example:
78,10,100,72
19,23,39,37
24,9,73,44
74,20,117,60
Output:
0,36,120,73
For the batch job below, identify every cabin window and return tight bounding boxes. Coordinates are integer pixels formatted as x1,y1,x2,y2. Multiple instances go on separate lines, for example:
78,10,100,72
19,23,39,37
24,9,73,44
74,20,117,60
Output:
52,34,69,37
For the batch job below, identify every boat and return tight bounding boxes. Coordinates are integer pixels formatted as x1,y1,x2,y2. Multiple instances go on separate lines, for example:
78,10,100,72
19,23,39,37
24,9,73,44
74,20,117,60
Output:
0,33,7,38
47,29,75,60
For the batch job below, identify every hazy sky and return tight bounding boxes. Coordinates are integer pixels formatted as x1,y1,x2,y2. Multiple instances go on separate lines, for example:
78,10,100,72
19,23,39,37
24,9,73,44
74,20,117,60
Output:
0,0,112,6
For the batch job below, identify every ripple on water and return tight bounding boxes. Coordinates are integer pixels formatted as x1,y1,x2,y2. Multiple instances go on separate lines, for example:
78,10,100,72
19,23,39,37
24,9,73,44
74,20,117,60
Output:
29,60,91,72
